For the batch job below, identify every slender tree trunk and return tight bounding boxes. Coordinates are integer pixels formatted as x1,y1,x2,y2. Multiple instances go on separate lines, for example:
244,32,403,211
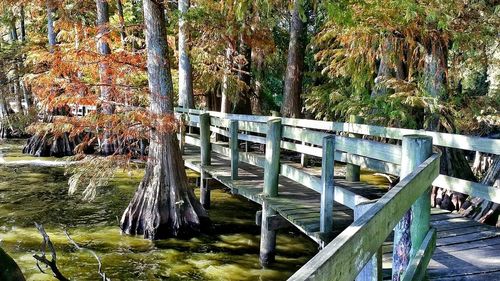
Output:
96,0,115,155
120,0,208,239
281,0,307,118
251,48,264,115
20,5,26,42
233,36,252,114
178,0,194,109
221,46,232,113
0,88,11,139
116,0,127,46
9,17,18,42
47,1,57,52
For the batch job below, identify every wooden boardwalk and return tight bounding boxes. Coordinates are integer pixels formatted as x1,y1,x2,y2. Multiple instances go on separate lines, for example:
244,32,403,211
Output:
175,108,500,281
183,144,384,243
183,145,500,280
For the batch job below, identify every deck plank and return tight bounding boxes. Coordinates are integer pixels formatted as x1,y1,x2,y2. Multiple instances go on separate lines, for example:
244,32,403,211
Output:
184,144,500,280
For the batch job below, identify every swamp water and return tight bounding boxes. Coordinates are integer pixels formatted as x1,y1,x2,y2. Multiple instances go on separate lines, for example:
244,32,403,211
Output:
0,141,318,280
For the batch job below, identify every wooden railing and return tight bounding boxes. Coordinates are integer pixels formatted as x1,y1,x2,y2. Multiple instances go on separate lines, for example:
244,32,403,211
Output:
174,107,499,280
289,152,440,281
175,107,500,205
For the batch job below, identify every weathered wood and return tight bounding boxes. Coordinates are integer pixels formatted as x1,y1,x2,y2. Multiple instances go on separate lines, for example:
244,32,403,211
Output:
263,118,282,197
260,117,282,266
287,153,439,281
393,135,433,281
256,211,290,230
433,175,500,204
355,201,382,281
199,112,211,208
335,136,402,165
346,115,364,182
179,113,187,154
320,136,335,233
200,113,211,165
230,120,239,180
260,201,277,266
401,228,437,281
176,107,500,155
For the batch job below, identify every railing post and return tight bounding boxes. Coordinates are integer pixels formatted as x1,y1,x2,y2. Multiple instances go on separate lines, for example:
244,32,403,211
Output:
320,135,335,234
259,117,282,266
263,118,282,197
355,201,382,281
230,120,239,180
179,113,187,154
346,115,364,182
392,135,433,280
199,112,211,209
301,128,309,167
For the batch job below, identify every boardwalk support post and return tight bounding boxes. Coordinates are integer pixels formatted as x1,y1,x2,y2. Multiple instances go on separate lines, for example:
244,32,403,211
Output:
346,115,364,182
260,117,282,267
320,135,335,234
392,135,433,280
199,112,212,209
355,201,382,281
230,120,239,180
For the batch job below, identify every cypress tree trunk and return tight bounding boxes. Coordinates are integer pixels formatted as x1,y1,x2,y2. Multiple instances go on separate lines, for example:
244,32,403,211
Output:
0,247,25,281
0,87,12,139
47,1,57,52
281,0,307,118
120,0,208,239
372,38,405,97
220,46,232,113
24,2,75,157
233,37,252,114
96,0,116,155
423,39,476,211
251,48,264,115
178,0,194,109
9,17,18,42
20,5,26,42
116,0,127,46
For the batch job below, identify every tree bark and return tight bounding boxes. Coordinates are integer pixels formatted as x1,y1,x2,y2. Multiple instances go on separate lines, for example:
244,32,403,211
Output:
47,1,57,52
9,16,18,42
116,0,127,46
120,0,208,239
178,0,194,109
233,37,252,114
20,5,26,42
96,0,116,155
281,0,307,118
372,38,405,97
220,46,233,113
251,48,264,115
0,247,25,281
422,39,476,211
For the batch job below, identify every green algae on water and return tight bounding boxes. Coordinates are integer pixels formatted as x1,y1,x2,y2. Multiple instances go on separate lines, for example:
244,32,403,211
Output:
0,140,317,280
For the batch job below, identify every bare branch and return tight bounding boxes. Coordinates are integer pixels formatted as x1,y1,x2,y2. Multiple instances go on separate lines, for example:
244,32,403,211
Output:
33,223,69,281
64,230,111,281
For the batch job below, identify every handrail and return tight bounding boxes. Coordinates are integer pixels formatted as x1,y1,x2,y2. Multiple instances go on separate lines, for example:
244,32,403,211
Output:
175,108,500,203
288,153,441,281
175,107,500,155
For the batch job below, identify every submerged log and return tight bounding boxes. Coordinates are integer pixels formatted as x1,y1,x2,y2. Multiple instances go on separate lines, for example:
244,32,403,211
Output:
0,247,26,281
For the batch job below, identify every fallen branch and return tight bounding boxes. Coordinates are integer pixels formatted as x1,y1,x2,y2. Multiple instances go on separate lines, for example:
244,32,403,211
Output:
32,223,69,281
